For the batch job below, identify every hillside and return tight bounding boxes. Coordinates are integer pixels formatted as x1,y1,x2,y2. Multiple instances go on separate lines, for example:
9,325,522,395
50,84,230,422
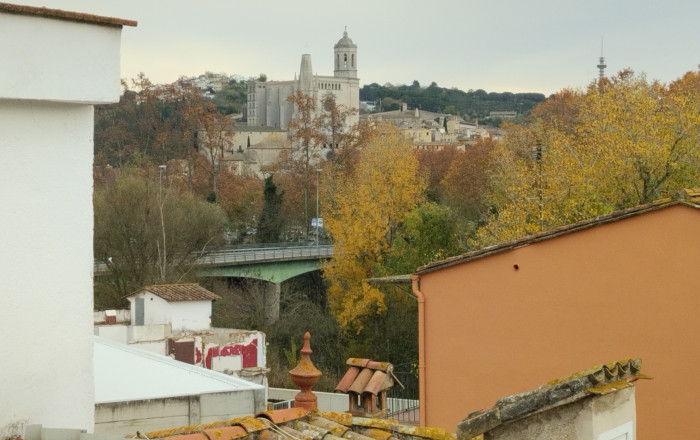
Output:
360,81,547,122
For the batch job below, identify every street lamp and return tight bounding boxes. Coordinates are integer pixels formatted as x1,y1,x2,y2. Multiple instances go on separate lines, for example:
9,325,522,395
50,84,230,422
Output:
315,168,322,247
158,164,167,281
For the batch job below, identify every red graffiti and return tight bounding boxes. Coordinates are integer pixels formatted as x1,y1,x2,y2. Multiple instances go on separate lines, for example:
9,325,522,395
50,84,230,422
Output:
195,347,202,364
204,338,258,370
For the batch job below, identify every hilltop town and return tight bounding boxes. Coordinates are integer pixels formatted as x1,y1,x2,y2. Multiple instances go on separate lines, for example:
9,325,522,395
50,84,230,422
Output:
2,4,700,440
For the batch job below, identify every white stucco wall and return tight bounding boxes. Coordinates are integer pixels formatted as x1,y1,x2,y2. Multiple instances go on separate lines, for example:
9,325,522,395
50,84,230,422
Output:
94,389,266,435
0,9,127,438
170,301,212,333
0,14,122,104
129,292,171,326
0,100,96,436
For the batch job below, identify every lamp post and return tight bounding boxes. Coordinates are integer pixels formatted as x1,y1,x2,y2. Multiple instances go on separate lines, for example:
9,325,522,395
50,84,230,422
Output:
315,168,322,247
158,164,167,281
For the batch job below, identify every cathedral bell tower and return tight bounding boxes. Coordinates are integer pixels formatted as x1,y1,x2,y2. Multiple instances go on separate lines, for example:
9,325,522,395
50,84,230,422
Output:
334,28,357,79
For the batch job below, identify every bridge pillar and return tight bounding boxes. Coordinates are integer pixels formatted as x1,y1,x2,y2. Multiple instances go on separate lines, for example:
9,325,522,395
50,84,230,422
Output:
264,282,281,324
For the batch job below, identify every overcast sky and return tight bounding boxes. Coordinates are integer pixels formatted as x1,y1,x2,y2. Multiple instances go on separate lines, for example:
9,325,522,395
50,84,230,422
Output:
15,0,700,95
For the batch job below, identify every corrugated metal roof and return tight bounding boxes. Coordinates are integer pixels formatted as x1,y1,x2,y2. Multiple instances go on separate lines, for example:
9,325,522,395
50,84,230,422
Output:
94,336,262,404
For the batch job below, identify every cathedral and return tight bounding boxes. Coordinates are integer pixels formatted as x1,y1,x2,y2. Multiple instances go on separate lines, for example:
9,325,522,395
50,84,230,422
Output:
245,30,360,131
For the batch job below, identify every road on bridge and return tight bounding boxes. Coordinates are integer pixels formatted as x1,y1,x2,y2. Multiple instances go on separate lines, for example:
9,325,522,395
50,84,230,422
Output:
199,245,334,266
94,244,335,275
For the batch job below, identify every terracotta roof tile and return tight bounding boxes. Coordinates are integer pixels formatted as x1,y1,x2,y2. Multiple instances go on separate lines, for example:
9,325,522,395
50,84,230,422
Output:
0,2,137,27
134,409,455,440
202,426,247,440
418,188,700,274
364,370,388,395
336,359,404,396
257,407,308,424
126,283,221,302
335,366,362,393
456,358,650,440
347,358,371,368
348,368,375,394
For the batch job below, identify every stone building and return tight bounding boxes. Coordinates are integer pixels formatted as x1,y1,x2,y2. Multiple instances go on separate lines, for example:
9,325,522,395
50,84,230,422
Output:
245,30,360,131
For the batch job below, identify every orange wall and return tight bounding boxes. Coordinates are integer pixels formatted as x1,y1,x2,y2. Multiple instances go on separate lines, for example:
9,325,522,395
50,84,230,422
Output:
417,206,700,440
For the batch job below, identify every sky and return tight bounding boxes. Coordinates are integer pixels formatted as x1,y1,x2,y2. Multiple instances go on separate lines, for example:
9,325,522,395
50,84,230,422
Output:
13,0,700,95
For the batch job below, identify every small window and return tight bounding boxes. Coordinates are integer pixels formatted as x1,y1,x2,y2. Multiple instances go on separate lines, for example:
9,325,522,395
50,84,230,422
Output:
352,54,355,67
344,53,347,68
598,421,633,440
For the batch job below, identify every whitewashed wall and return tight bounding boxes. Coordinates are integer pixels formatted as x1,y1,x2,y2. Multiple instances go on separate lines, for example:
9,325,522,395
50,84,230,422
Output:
129,292,171,326
170,301,212,332
0,14,122,103
0,10,124,438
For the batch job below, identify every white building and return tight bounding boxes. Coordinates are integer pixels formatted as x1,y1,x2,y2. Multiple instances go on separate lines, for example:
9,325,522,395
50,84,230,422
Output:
125,283,220,333
94,337,265,434
0,3,134,438
96,284,268,385
245,30,360,131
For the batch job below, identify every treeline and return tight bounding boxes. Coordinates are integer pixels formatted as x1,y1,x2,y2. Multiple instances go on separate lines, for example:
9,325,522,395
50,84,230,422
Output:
360,80,547,120
93,68,700,392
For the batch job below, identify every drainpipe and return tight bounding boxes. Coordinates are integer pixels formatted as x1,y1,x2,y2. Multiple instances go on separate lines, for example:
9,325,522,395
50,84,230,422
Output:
411,274,426,427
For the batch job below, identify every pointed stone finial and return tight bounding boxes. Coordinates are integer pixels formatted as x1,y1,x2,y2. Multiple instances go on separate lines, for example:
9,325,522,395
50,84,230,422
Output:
289,332,322,410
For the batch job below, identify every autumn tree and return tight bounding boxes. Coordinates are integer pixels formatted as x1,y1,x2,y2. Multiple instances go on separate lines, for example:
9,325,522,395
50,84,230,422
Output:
474,69,700,247
216,171,263,240
317,94,356,153
441,138,498,223
94,168,227,307
415,145,459,202
323,127,424,331
187,101,235,198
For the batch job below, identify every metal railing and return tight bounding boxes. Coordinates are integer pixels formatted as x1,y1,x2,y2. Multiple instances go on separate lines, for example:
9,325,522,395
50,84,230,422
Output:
270,399,295,410
387,369,420,425
199,245,334,266
94,244,335,274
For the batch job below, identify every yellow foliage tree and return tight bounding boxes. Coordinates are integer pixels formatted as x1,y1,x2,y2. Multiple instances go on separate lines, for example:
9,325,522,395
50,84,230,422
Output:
476,69,700,247
323,127,424,331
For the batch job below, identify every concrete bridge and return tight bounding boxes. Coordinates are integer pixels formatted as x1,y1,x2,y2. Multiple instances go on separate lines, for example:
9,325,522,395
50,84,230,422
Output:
94,244,335,323
196,244,333,283
198,244,334,323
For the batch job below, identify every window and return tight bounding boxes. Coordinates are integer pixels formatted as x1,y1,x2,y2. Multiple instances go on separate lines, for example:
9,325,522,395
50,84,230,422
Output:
598,421,633,440
344,53,347,68
352,54,355,67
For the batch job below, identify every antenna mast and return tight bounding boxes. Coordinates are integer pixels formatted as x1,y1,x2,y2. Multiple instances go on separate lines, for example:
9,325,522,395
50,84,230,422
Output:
597,37,607,79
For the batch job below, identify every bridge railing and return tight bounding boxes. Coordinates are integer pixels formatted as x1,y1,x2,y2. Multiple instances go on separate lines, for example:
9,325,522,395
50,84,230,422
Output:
199,245,334,266
95,244,335,274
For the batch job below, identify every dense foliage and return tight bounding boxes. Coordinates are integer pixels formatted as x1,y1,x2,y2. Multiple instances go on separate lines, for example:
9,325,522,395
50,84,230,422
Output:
93,69,699,393
360,80,547,121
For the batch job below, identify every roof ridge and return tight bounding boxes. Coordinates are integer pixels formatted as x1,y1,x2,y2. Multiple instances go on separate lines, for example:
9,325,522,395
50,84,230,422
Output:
417,193,697,274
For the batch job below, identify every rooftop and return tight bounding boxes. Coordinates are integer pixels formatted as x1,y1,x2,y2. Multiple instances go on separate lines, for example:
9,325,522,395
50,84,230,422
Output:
95,337,263,404
456,359,649,440
132,407,455,440
0,2,136,27
417,188,700,274
126,283,222,302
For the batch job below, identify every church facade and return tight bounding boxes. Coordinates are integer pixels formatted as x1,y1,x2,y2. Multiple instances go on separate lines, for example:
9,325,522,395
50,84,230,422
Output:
245,30,360,131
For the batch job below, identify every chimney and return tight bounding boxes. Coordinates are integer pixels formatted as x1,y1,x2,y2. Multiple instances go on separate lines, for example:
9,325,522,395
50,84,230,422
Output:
289,332,322,410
